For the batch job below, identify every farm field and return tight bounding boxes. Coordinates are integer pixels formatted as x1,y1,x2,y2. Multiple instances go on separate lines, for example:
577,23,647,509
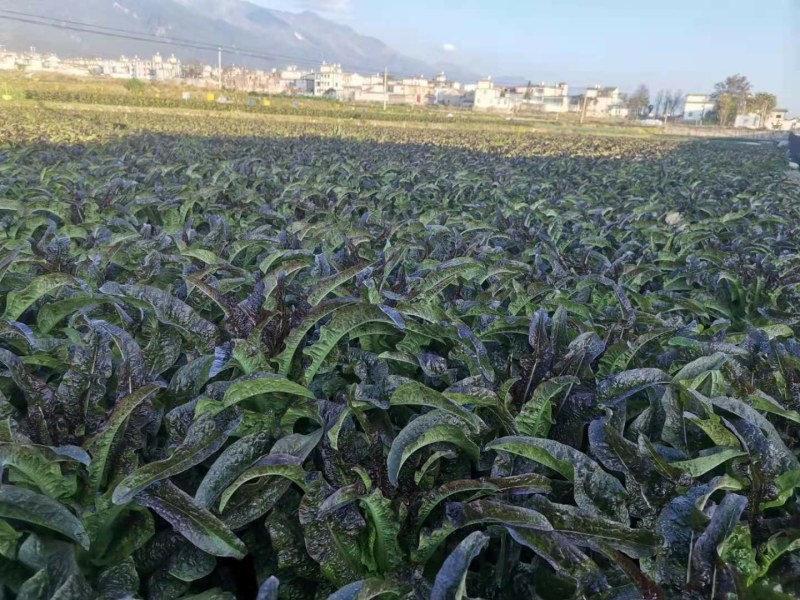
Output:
0,102,799,600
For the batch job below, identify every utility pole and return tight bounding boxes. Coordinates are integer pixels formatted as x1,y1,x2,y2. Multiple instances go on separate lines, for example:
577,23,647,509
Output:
217,47,222,90
579,93,589,125
383,67,388,111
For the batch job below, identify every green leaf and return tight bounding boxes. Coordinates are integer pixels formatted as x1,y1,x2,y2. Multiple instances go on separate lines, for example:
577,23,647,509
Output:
84,383,161,494
416,479,499,530
96,558,139,600
597,368,669,403
415,499,552,562
220,430,321,530
167,542,216,582
0,519,21,558
194,431,272,509
672,352,729,382
507,528,608,593
485,436,627,521
757,532,800,581
218,464,307,512
387,410,479,487
37,294,106,334
275,299,357,376
0,444,75,499
389,381,483,432
308,264,371,306
2,273,79,321
112,409,241,504
210,374,315,415
413,258,484,297
528,495,657,557
85,500,155,567
670,448,747,477
684,410,741,448
0,485,89,549
299,477,364,587
99,282,217,350
430,531,488,600
136,481,246,559
359,489,403,573
182,248,223,265
516,377,576,438
689,493,747,593
301,303,403,384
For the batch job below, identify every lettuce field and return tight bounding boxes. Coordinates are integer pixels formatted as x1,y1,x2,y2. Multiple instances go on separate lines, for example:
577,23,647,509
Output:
0,104,799,600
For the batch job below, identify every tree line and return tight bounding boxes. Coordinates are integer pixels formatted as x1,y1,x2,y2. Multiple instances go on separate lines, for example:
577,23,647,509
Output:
623,74,778,126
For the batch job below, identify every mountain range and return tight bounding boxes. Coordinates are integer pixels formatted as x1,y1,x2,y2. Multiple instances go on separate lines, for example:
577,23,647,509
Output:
0,0,479,81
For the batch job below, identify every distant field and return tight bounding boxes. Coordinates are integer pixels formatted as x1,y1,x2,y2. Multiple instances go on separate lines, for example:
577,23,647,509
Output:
0,71,668,135
0,78,799,600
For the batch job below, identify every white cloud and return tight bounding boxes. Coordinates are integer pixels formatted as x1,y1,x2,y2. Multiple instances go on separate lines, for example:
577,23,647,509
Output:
442,43,456,53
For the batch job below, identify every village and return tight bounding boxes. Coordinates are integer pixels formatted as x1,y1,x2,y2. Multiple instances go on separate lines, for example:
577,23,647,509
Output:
0,47,796,130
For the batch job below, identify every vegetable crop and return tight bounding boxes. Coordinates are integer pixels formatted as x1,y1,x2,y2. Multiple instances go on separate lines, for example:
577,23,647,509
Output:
0,106,798,599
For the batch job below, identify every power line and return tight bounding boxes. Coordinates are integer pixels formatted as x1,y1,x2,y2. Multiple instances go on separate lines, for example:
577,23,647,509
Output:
0,8,584,88
0,13,303,64
0,9,421,78
0,8,313,65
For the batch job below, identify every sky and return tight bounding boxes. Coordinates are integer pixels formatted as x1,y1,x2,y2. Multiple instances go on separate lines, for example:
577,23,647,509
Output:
255,0,799,115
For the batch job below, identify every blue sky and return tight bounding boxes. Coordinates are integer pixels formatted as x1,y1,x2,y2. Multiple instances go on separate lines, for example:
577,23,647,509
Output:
256,0,799,115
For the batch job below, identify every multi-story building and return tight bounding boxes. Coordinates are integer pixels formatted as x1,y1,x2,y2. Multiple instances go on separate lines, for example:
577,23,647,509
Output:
683,93,715,123
278,66,313,94
100,56,133,79
388,76,431,105
518,81,570,113
569,86,628,118
473,78,514,112
152,53,182,81
313,62,343,97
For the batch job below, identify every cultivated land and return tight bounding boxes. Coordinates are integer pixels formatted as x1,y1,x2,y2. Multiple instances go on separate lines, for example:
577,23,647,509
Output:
0,86,799,600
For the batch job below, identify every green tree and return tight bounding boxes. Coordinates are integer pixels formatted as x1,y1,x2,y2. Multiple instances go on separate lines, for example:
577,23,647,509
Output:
751,92,777,128
625,84,650,119
711,74,752,126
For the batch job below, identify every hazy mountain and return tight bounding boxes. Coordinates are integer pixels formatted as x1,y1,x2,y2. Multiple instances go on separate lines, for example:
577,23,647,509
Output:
0,0,477,79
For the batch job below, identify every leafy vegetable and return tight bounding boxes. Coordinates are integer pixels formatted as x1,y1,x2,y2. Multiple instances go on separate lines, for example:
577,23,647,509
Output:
0,102,797,598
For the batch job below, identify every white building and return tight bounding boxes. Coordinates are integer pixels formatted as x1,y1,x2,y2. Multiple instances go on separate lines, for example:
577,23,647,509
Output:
152,53,182,81
734,112,761,129
766,108,789,129
433,87,466,106
734,108,791,130
590,86,626,117
473,78,513,112
0,51,18,70
313,62,343,97
278,66,313,94
518,82,570,113
683,93,715,123
388,76,431,105
101,56,132,79
569,86,627,118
